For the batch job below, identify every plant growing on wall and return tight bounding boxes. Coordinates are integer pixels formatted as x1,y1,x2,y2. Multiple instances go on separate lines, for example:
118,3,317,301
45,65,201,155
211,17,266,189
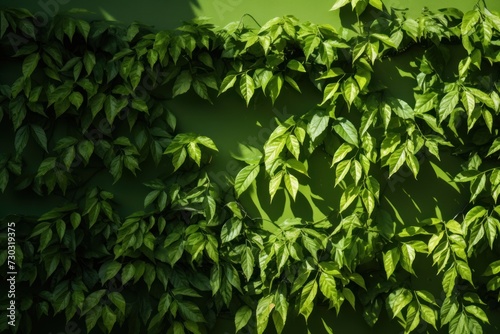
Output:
0,0,500,333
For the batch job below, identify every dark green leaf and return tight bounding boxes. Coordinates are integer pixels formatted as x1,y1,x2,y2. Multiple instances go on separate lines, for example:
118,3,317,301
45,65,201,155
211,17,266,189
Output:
22,53,39,78
235,305,252,333
99,261,122,285
173,70,192,97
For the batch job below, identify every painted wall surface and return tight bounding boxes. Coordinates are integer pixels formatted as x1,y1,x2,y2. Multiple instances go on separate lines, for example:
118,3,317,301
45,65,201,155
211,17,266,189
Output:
1,0,500,333
2,0,500,30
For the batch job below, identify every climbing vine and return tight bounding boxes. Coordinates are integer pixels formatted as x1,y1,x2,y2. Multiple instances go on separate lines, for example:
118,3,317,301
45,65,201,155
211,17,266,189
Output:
0,0,500,333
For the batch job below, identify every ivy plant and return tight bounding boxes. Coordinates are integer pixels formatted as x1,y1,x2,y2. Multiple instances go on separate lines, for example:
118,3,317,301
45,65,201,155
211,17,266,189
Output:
1,1,500,334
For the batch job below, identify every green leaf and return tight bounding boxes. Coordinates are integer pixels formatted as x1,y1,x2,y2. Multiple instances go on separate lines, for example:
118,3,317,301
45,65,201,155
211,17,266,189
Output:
254,69,274,91
368,0,383,11
287,59,306,72
234,164,260,197
196,136,218,151
14,125,29,154
331,143,353,166
235,305,252,333
442,266,458,297
343,287,356,309
342,77,359,106
299,280,318,319
468,318,483,334
339,184,359,212
317,67,345,80
400,243,416,274
321,82,340,105
158,293,172,316
172,148,187,171
284,172,299,200
55,219,66,241
286,135,301,160
333,117,359,147
416,290,438,306
30,222,51,238
85,306,102,333
487,138,500,157
269,171,283,202
241,247,255,281
219,74,238,95
371,33,398,48
456,260,473,285
108,292,126,315
462,10,481,36
84,51,96,75
454,170,482,182
187,142,201,166
387,288,413,318
36,157,57,177
0,169,8,193
388,97,414,120
485,8,500,31
62,146,76,170
104,95,127,125
173,70,192,97
450,313,469,334
319,273,337,302
420,304,437,329
286,159,308,176
22,53,40,78
69,91,83,109
302,35,321,60
89,93,106,118
78,140,94,164
487,276,500,291
99,261,122,285
361,188,375,215
387,146,406,177
438,90,459,123
273,289,288,334
30,124,48,152
322,319,334,334
405,153,419,178
441,296,459,326
465,305,489,324
288,73,306,92
82,290,106,315
240,74,255,106
330,0,350,11
470,174,486,202
349,273,366,289
485,217,498,249
144,190,160,208
307,112,329,142
483,259,500,276
256,295,274,334
335,160,351,186
172,322,185,334
221,218,242,243
102,305,117,333
383,248,400,279
267,74,283,105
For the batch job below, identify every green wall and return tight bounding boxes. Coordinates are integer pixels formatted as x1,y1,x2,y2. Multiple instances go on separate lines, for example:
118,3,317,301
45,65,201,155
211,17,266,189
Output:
3,0,500,30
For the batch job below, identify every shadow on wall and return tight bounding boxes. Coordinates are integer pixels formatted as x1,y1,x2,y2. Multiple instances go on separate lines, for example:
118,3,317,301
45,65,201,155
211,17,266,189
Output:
0,0,203,30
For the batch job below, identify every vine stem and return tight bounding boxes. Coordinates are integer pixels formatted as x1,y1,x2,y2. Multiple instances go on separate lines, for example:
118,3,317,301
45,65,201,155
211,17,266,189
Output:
236,13,262,31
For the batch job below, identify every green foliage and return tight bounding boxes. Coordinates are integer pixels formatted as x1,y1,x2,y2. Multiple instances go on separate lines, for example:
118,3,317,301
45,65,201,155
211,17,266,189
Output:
1,1,500,334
